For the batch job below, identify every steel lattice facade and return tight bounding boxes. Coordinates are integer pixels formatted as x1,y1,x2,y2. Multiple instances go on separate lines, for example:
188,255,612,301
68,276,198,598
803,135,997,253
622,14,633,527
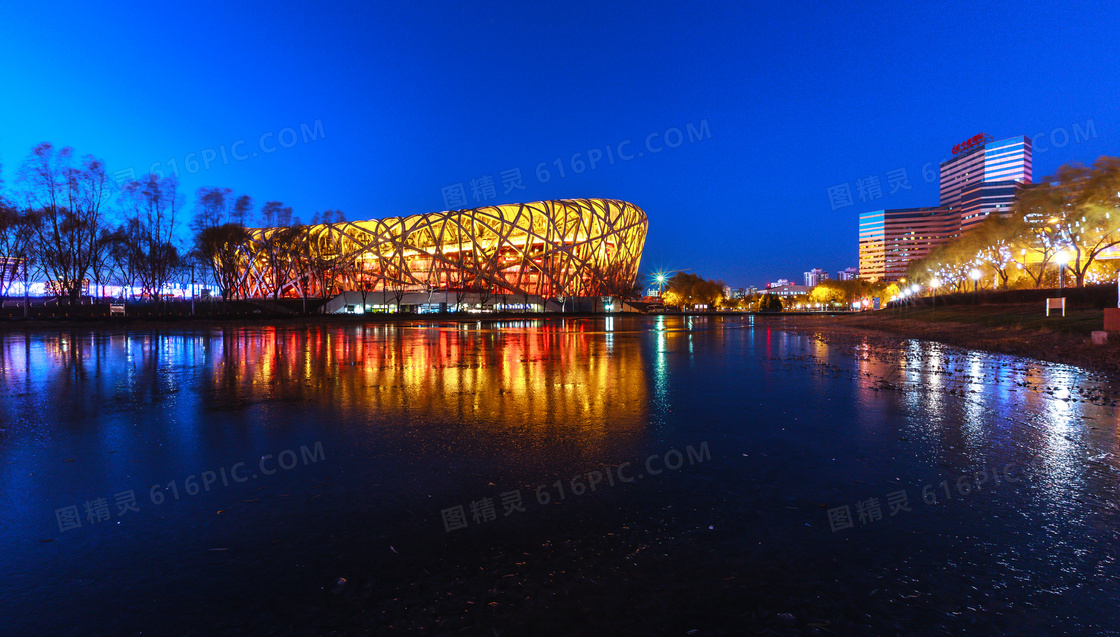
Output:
238,198,648,299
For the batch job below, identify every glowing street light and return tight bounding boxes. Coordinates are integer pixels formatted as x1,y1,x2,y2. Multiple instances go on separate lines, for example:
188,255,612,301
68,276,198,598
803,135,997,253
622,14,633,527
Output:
1055,251,1070,290
654,272,667,297
970,268,981,293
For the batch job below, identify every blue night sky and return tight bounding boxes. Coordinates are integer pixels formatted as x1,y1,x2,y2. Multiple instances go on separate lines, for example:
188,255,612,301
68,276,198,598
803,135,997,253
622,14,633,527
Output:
1,0,1117,287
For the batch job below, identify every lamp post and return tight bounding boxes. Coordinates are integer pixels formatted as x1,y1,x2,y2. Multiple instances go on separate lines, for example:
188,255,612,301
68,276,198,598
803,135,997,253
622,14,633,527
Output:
930,278,939,311
970,268,981,293
655,273,666,297
1055,251,1069,291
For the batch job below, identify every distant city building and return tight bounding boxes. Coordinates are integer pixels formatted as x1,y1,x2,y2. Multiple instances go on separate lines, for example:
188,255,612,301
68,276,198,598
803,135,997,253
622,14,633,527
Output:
747,286,758,295
762,284,810,297
727,287,750,299
857,133,1032,281
804,268,828,287
768,278,790,288
837,267,859,281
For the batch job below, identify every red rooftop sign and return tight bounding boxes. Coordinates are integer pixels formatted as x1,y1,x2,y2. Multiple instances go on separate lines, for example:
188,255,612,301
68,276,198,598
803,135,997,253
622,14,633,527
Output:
952,133,992,155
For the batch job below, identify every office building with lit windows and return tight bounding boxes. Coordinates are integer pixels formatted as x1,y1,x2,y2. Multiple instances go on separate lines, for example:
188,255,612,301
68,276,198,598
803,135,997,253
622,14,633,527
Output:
804,268,828,287
858,207,960,281
858,133,1032,281
940,134,1032,232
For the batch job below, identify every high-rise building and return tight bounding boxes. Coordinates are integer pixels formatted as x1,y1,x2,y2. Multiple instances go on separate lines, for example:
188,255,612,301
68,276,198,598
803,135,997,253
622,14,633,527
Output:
857,133,1032,281
804,268,828,287
837,267,859,281
940,134,1032,232
858,207,960,281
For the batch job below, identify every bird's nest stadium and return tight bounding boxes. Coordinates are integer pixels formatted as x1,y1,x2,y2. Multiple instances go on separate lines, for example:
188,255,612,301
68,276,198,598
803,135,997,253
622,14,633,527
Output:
237,198,648,309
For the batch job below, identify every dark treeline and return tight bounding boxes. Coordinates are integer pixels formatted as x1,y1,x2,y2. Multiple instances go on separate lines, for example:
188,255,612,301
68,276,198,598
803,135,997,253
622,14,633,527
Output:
0,142,340,304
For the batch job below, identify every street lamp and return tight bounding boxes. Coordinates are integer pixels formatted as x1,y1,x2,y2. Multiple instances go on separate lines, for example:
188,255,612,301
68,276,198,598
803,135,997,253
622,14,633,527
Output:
970,268,981,293
1055,251,1070,290
655,273,667,297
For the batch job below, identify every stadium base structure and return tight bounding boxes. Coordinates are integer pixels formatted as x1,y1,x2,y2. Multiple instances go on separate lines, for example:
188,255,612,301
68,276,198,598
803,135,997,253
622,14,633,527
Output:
322,290,628,314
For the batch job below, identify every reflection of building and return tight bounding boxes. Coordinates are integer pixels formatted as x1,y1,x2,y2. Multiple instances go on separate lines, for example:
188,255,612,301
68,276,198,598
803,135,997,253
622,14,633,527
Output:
857,134,1033,281
238,198,648,300
208,323,652,439
804,268,828,287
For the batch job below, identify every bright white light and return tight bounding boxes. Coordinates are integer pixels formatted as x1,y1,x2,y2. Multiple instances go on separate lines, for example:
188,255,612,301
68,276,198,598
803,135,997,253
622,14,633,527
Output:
930,278,940,288
970,268,981,280
910,284,919,293
1055,251,1070,266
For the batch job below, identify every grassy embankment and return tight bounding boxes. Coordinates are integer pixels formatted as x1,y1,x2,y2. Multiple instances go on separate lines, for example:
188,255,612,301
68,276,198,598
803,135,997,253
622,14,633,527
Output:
828,287,1120,374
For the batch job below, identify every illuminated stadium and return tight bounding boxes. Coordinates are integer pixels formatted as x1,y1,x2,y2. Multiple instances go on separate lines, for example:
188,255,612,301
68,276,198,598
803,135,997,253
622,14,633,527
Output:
238,198,648,310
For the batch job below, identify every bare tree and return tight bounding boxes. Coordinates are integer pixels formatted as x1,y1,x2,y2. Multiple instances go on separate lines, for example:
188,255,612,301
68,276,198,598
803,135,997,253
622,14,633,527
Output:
87,227,115,300
18,143,112,304
192,188,252,297
195,224,250,301
0,199,39,299
108,217,143,298
230,194,254,226
192,187,232,235
284,225,317,313
260,200,293,228
126,175,182,300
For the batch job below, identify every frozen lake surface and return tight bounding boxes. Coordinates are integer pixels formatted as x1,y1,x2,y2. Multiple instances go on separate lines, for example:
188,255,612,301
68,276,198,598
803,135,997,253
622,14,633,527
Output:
1,315,1118,634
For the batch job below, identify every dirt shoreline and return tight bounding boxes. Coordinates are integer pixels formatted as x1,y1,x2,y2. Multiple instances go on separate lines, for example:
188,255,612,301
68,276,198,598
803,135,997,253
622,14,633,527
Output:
768,312,1120,377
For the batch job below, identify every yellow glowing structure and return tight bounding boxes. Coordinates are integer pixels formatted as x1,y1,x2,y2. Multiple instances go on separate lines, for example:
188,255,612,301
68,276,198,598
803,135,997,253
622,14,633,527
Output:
238,198,648,299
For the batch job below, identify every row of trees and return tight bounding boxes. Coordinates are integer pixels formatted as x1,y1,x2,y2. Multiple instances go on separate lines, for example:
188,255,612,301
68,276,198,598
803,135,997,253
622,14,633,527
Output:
1,141,643,308
661,272,726,308
656,275,895,312
0,142,332,304
907,157,1120,290
808,278,897,306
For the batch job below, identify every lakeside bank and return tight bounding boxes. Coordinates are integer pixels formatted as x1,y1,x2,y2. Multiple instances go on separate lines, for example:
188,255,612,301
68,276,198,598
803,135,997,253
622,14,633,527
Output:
763,305,1120,377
